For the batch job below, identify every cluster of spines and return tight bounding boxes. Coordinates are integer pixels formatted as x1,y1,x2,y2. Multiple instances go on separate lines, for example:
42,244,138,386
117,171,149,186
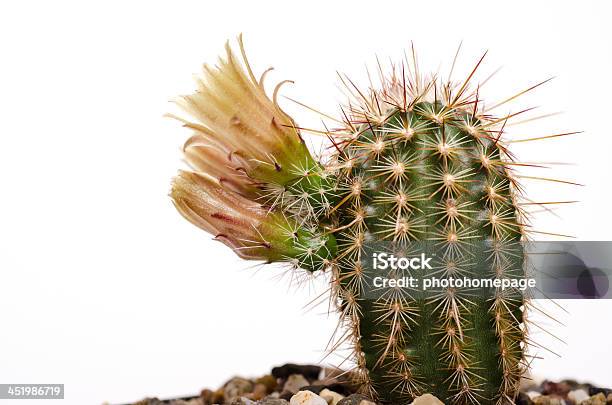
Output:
274,50,571,402
284,51,552,404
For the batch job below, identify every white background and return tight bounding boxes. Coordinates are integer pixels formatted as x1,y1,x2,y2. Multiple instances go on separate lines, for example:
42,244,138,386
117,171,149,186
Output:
1,1,611,404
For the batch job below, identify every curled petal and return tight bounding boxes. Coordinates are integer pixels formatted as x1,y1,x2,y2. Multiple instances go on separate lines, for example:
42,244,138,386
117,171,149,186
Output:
182,133,259,198
173,36,317,187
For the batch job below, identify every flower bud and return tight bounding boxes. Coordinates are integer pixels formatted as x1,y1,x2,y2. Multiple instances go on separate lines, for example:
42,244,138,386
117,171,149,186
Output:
171,171,335,269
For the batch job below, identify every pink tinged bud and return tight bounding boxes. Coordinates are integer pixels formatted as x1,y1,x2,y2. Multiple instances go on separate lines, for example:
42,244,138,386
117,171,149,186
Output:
171,171,337,266
171,171,270,260
172,35,317,188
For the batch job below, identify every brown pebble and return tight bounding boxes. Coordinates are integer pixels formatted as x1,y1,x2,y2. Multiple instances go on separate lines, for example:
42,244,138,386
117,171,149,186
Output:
246,383,268,401
542,381,571,397
212,388,225,404
533,396,564,405
582,392,607,405
256,374,278,393
200,389,214,405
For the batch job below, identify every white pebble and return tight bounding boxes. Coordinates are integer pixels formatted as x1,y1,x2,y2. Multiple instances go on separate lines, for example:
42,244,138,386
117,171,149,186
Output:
410,393,444,405
290,390,328,405
527,391,542,399
568,389,590,404
319,388,344,405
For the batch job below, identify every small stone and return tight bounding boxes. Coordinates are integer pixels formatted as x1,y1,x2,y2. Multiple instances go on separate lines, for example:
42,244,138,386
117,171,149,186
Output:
259,399,289,405
134,399,164,405
312,383,354,397
246,383,268,401
265,393,281,399
542,380,572,398
410,393,444,405
230,398,256,405
543,381,571,397
200,388,214,405
568,390,590,404
562,380,580,390
581,393,607,405
273,364,322,381
533,395,564,405
256,374,278,393
224,377,254,403
590,388,612,398
607,393,612,405
284,374,310,394
319,388,345,405
169,400,204,405
527,392,543,400
290,391,328,405
515,392,534,405
336,394,375,405
299,386,325,395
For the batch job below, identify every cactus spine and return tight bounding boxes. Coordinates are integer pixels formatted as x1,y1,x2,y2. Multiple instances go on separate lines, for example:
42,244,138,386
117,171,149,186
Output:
170,37,566,404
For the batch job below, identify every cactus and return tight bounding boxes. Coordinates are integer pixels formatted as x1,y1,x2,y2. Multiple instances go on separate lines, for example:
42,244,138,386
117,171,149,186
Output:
170,37,567,404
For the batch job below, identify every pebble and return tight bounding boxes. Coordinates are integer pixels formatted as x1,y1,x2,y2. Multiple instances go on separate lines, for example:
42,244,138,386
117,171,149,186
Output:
247,383,268,400
224,377,254,403
284,374,310,394
259,399,289,405
256,375,278,393
134,398,165,405
336,394,376,405
200,388,214,405
290,391,328,405
543,381,571,397
212,388,225,404
273,364,322,381
568,389,590,404
589,387,612,398
580,393,607,405
515,392,535,405
410,393,444,405
230,398,256,405
319,388,344,405
542,380,571,397
299,386,325,395
305,384,353,397
532,396,564,405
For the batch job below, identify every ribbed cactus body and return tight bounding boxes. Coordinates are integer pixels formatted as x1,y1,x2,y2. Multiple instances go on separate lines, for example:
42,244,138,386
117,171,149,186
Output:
334,102,523,403
286,103,526,404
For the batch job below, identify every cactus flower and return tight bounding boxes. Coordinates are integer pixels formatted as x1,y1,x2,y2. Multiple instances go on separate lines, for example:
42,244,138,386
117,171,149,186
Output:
171,35,318,190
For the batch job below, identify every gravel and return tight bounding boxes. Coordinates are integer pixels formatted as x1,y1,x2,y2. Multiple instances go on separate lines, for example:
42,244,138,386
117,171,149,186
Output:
120,364,612,405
